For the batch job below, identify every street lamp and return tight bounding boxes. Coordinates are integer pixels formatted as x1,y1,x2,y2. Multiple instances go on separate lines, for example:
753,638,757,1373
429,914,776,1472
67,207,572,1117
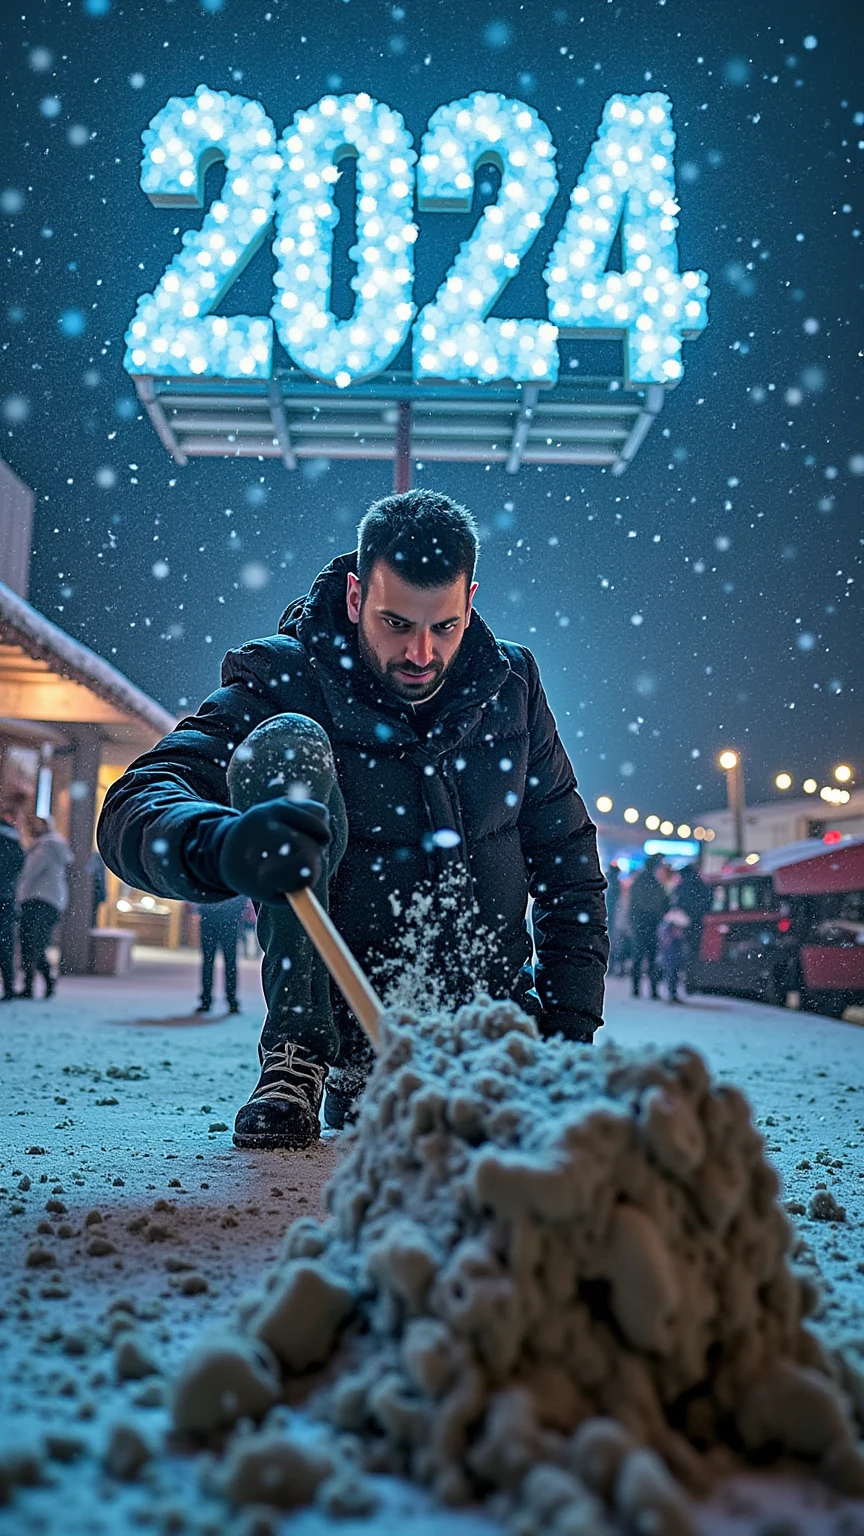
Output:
718,748,745,857
775,772,792,791
595,796,613,815
803,778,818,795
834,764,853,784
623,807,640,824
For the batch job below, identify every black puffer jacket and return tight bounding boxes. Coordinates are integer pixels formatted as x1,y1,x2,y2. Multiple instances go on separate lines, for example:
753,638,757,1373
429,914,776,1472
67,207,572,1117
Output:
98,553,607,1037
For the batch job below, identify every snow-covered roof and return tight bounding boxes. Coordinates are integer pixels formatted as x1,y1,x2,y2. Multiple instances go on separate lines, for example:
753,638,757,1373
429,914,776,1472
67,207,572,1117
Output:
0,580,176,737
755,835,864,875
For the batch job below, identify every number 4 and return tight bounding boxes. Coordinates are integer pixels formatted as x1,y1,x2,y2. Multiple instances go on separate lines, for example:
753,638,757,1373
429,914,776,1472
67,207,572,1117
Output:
545,92,709,387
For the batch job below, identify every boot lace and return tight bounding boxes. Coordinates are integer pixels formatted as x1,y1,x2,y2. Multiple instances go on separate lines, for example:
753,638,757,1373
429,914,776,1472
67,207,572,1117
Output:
250,1042,327,1115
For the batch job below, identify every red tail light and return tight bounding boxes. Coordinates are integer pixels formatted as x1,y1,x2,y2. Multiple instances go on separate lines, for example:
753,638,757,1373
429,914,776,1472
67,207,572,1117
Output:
778,917,791,932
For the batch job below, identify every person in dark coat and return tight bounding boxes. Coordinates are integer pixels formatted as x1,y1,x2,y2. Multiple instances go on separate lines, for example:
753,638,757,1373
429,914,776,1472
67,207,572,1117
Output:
196,895,245,1014
674,862,713,990
629,853,668,999
98,489,608,1149
0,801,25,1001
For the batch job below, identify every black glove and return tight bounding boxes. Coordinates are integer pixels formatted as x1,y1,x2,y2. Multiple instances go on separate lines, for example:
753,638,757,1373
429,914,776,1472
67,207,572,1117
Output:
218,798,331,904
536,1010,596,1045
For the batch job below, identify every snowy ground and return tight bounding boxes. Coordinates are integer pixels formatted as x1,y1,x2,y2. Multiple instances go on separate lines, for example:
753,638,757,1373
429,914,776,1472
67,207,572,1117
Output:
1,950,862,1534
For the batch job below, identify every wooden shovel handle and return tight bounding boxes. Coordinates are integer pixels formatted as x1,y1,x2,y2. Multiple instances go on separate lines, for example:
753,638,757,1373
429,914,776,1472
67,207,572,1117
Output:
286,886,383,1053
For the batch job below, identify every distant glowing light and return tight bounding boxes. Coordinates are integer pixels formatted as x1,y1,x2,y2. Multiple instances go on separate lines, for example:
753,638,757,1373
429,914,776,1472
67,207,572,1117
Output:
745,853,760,865
834,763,853,783
644,814,661,831
718,750,739,771
595,795,613,814
659,820,674,836
802,778,818,794
623,807,639,824
677,824,691,838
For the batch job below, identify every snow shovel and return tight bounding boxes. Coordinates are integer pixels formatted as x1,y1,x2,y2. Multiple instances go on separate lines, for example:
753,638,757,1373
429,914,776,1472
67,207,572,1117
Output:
285,887,383,1053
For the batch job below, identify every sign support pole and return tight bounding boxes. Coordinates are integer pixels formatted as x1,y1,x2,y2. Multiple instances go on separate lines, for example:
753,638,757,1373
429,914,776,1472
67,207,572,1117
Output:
394,399,412,492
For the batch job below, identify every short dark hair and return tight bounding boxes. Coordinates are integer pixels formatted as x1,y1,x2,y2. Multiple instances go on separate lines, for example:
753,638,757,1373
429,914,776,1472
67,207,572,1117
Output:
356,488,479,591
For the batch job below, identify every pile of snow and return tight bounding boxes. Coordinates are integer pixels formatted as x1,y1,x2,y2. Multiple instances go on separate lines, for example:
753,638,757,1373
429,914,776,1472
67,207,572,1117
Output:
168,999,864,1532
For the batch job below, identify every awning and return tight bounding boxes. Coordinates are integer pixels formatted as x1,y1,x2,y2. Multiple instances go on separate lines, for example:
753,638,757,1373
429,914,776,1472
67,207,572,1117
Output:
0,580,176,741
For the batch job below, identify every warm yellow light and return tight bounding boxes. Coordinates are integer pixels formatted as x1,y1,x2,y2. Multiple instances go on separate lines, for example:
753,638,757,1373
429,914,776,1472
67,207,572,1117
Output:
660,819,674,836
819,786,834,802
718,749,739,771
623,807,639,824
644,814,661,831
802,778,818,794
834,763,853,783
677,824,691,838
775,772,792,791
838,789,851,804
595,795,613,815
704,828,715,841
693,826,706,840
745,852,760,865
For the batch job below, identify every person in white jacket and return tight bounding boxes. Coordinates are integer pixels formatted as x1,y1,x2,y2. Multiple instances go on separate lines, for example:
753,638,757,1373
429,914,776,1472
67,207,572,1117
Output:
17,815,72,998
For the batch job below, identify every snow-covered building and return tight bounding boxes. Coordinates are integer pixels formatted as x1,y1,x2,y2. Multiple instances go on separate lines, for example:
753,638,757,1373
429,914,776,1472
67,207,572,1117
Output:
0,458,176,972
693,790,864,875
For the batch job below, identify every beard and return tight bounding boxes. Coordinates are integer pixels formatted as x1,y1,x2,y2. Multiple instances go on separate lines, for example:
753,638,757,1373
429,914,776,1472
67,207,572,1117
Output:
357,616,454,703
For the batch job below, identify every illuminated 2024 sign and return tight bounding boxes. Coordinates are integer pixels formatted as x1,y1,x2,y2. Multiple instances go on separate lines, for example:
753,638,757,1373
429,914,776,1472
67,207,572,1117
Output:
124,86,709,391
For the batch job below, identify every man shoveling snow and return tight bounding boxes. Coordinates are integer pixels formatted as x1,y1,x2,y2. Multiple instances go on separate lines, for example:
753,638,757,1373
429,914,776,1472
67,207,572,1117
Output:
97,489,608,1149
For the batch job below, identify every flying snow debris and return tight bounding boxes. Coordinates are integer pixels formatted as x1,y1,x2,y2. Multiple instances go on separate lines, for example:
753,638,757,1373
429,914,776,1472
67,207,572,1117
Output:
29,47,53,70
151,560,170,579
433,829,461,848
2,396,30,425
301,458,330,481
83,0,112,13
129,73,145,89
1,188,25,215
484,20,512,47
67,125,90,147
40,97,62,118
848,454,864,475
630,613,644,626
240,563,270,591
58,309,87,337
200,0,225,11
796,632,816,651
803,33,818,48
95,466,117,488
723,58,751,85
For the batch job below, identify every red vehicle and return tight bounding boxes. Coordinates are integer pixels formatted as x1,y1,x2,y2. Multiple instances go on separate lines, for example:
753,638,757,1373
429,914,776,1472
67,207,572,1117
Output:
689,835,864,1015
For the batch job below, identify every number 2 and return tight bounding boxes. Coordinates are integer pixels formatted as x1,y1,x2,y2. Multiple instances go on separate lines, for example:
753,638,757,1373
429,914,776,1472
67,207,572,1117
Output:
125,85,280,381
413,93,560,385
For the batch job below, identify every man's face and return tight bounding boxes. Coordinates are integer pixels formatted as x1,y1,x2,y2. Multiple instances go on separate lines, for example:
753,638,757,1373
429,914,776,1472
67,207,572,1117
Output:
347,561,477,703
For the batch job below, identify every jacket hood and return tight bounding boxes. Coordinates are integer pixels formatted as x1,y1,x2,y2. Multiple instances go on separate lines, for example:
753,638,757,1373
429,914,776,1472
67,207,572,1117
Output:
278,550,510,718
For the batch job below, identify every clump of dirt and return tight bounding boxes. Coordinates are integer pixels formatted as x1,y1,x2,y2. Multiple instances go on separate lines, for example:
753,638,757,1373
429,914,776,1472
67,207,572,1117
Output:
170,999,864,1531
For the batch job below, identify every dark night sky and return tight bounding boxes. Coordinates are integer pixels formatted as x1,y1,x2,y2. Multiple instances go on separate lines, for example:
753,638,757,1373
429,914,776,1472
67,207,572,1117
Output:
1,0,862,826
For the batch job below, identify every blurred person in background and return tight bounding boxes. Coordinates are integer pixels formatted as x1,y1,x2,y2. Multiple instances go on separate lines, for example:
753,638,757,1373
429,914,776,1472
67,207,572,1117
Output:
196,894,245,1015
0,799,25,1002
86,849,108,929
674,862,713,991
656,906,692,1004
17,814,72,999
628,853,669,999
